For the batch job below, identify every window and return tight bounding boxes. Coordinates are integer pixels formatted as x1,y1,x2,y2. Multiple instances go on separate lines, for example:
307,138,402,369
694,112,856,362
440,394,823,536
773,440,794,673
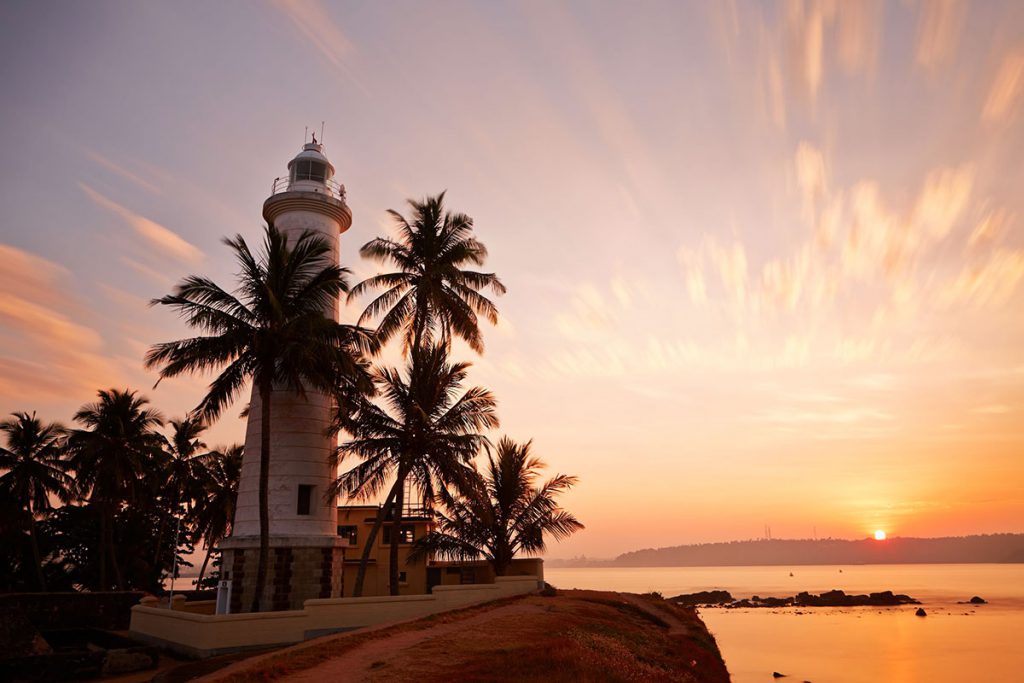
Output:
337,525,357,545
297,485,313,515
398,571,408,584
382,525,415,544
460,568,476,585
291,160,327,183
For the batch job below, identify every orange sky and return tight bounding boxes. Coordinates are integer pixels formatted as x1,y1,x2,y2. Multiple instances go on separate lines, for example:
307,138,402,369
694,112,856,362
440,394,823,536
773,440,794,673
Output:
1,1,1022,557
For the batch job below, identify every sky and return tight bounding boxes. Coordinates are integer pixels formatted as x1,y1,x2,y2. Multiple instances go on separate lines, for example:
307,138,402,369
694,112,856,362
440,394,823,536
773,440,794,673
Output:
1,0,1023,558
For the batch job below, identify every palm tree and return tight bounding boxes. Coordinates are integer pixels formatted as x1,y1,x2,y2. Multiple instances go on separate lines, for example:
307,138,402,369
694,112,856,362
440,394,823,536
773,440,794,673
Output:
350,192,505,356
0,412,72,590
191,444,243,586
68,389,165,590
147,224,372,612
154,417,212,579
331,344,498,596
410,437,583,577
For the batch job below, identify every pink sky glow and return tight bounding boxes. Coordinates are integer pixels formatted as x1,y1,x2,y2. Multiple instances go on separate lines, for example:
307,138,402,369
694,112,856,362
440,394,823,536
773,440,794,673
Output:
1,1,1023,557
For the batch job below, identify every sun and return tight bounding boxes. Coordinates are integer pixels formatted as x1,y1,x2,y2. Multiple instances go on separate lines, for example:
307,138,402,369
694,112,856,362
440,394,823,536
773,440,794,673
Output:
874,530,887,541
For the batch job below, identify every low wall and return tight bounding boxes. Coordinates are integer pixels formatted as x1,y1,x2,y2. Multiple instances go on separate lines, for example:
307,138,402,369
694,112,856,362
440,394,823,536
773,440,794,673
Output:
130,575,541,658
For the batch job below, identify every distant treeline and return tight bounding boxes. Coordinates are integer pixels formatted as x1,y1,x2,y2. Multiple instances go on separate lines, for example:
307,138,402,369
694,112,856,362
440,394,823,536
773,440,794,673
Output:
553,534,1024,567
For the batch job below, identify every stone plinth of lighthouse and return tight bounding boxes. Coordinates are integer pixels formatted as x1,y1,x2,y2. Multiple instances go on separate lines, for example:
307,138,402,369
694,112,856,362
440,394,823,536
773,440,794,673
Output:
219,141,351,612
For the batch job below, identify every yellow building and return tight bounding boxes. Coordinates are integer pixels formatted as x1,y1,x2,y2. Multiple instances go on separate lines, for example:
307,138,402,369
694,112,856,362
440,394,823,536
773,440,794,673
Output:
336,504,543,597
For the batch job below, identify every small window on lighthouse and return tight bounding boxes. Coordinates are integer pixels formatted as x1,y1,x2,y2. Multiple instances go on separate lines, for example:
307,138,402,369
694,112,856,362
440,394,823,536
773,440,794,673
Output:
297,485,314,515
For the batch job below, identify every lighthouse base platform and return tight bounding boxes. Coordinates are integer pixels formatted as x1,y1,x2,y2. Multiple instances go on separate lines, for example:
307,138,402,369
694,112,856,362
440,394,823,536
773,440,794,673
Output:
218,535,347,613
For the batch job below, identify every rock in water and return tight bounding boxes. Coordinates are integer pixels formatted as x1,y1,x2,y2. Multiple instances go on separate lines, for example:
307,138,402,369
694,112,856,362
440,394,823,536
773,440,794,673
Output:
669,590,734,606
915,608,927,617
969,596,987,604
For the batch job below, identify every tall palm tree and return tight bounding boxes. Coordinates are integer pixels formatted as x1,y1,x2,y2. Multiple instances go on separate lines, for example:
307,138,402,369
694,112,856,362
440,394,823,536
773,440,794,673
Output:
147,224,372,612
410,437,583,577
0,412,71,590
154,417,212,578
330,344,498,596
191,444,243,586
350,192,505,356
68,389,165,590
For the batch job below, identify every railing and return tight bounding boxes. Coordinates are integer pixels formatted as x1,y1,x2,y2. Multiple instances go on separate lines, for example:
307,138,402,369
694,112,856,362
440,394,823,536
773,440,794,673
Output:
270,176,346,201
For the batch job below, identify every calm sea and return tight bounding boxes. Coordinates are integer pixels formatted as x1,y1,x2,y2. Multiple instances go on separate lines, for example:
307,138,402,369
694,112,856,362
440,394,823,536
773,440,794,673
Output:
545,564,1024,682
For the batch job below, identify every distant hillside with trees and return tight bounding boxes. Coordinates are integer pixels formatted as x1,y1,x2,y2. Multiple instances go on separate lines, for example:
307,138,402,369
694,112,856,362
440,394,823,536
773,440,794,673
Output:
552,534,1024,567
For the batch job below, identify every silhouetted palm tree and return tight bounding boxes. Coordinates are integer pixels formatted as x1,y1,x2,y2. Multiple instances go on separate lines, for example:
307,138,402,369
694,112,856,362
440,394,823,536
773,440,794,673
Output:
147,224,372,611
68,389,165,590
0,412,71,590
154,416,212,577
350,192,505,355
331,344,498,596
410,437,583,577
191,444,243,586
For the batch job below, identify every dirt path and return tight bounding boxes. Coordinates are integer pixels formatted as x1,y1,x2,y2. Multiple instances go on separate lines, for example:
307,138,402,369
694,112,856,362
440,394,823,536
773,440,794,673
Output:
281,602,544,682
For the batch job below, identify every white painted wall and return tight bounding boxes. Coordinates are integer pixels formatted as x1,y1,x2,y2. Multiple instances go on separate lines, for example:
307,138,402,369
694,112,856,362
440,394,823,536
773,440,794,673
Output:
232,150,350,541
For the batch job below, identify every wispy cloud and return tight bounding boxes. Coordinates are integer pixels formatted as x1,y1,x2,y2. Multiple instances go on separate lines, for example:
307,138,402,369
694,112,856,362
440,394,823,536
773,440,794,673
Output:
982,50,1024,121
0,244,121,400
270,0,365,92
940,248,1024,309
915,0,965,68
80,183,203,264
83,149,162,194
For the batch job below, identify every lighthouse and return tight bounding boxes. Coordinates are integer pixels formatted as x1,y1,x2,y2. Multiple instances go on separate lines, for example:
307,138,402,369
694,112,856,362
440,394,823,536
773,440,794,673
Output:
219,138,352,612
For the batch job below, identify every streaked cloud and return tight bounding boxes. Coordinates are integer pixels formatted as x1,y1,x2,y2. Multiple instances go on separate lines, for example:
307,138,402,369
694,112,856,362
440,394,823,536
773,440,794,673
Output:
84,149,162,194
0,243,70,307
80,183,203,263
940,248,1024,309
270,0,364,91
915,0,965,68
982,50,1024,121
0,244,120,400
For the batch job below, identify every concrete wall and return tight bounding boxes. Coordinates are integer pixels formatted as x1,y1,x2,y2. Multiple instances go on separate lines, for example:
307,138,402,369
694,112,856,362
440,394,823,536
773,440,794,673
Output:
130,575,541,658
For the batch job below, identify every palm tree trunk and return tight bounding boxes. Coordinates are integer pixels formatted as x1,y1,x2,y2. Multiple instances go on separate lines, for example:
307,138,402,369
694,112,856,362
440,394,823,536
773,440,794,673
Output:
251,384,272,613
98,511,107,590
108,506,124,590
153,509,169,570
352,480,401,597
388,474,405,596
27,510,46,592
154,491,181,576
196,543,214,587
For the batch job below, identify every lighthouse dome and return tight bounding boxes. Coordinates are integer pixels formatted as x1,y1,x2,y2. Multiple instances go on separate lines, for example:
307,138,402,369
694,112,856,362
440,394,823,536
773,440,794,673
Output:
287,142,336,183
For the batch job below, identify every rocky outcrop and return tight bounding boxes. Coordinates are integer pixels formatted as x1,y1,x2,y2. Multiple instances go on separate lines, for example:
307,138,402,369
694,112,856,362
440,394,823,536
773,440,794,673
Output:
668,590,734,606
674,588,920,608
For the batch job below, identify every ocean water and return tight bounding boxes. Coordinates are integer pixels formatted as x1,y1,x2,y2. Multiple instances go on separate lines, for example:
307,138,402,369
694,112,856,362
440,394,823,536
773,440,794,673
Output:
545,564,1024,682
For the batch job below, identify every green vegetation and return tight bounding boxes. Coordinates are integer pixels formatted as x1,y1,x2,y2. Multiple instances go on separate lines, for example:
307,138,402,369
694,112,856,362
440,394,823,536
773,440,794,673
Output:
330,343,498,596
0,393,241,593
409,437,583,576
0,412,71,591
342,192,506,596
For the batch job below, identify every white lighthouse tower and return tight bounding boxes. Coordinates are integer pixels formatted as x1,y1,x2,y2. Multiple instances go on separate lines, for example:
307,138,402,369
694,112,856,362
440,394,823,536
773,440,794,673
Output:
220,137,351,612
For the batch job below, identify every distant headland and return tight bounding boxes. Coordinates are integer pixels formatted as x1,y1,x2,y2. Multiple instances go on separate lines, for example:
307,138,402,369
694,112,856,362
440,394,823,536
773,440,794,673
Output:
551,534,1024,567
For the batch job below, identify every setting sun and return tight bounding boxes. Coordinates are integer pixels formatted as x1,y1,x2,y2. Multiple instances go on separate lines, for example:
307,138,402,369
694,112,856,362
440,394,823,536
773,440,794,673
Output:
874,530,887,541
